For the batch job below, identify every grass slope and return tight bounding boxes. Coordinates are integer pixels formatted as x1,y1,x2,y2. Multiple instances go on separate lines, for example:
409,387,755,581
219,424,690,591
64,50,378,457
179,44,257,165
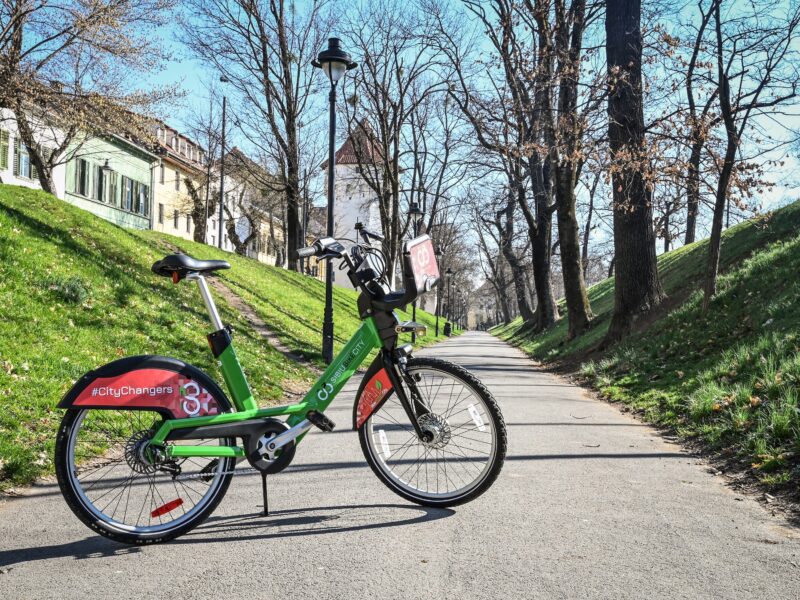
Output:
0,184,449,489
495,201,800,493
136,231,452,365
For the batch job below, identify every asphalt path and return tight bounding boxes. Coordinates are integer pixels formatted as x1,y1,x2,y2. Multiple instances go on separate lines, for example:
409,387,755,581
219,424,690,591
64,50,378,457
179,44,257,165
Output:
1,332,799,599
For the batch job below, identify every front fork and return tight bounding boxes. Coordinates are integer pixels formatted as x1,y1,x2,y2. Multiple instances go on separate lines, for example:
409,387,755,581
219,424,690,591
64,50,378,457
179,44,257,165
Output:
380,350,432,442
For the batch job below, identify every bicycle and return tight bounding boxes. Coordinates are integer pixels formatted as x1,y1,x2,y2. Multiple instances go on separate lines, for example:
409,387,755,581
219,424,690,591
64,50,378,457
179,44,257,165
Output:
54,231,507,544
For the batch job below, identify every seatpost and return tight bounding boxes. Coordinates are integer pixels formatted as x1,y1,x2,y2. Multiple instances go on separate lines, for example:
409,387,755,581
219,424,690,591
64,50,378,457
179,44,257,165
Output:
188,273,224,331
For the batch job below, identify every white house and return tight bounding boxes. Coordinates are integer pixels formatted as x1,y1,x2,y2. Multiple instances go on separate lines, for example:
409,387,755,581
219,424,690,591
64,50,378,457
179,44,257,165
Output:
322,124,383,289
0,108,67,198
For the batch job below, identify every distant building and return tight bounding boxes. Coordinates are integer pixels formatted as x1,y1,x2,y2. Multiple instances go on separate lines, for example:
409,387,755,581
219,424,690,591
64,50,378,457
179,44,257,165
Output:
64,134,158,230
321,121,383,289
151,123,206,241
0,108,67,198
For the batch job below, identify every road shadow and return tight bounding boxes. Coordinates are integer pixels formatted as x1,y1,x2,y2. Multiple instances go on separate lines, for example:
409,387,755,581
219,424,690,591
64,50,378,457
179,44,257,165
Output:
0,537,142,568
0,503,453,567
176,502,454,544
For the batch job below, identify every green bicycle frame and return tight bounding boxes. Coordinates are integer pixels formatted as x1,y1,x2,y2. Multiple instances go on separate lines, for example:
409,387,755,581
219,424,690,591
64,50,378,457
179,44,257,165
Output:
150,317,383,459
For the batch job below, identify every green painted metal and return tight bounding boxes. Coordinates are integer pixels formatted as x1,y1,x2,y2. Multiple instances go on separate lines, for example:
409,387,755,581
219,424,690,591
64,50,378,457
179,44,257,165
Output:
287,318,381,427
167,445,245,458
151,318,383,458
217,344,258,411
149,402,311,445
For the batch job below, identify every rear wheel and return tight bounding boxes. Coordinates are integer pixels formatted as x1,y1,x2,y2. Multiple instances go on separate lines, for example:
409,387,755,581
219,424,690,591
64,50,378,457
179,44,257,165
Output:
55,407,234,545
358,357,506,507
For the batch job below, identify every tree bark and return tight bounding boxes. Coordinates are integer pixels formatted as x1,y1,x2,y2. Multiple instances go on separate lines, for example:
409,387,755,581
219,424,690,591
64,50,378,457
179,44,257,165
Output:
497,198,536,322
684,139,702,244
522,158,559,330
703,1,738,310
551,0,592,339
604,0,665,343
581,170,599,279
185,178,215,243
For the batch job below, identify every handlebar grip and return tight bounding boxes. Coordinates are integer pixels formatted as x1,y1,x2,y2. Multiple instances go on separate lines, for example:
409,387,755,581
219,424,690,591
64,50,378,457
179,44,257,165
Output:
296,245,316,259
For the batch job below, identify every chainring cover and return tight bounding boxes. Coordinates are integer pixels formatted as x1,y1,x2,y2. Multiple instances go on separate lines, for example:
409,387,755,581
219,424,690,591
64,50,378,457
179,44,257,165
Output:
245,418,296,474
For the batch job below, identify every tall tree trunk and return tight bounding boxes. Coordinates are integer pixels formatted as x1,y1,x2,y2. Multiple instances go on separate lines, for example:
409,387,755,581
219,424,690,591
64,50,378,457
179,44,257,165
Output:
703,1,738,310
497,197,536,322
684,140,702,244
604,0,665,343
186,179,215,243
284,128,301,271
581,171,599,279
552,0,592,340
523,158,559,330
555,172,592,338
14,107,56,195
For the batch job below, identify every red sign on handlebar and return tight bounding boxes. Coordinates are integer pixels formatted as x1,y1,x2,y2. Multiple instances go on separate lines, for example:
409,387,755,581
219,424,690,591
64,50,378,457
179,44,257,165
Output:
406,235,440,293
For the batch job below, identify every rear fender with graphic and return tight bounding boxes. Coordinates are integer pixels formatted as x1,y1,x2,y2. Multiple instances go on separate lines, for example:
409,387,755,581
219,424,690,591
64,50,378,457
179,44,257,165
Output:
57,355,230,419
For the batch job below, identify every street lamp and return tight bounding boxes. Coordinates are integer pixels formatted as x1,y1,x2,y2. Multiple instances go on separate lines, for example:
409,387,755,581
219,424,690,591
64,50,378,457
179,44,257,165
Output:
408,201,424,342
446,266,454,322
314,37,357,364
434,246,443,336
217,75,230,250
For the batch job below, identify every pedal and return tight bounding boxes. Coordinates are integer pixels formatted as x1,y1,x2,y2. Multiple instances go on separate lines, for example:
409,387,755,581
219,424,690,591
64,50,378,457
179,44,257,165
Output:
306,410,336,432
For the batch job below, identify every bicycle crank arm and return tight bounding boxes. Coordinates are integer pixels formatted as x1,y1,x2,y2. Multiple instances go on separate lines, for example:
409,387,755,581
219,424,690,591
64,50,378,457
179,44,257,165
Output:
264,419,313,452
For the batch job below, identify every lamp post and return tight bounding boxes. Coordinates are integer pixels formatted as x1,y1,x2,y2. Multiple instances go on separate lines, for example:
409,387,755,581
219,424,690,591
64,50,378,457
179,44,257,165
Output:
445,267,454,323
217,75,230,250
434,246,443,336
408,201,424,342
314,37,357,364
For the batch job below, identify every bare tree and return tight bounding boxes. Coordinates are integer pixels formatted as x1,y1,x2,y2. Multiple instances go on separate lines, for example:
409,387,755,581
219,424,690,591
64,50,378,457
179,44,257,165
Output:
431,0,560,329
1,0,175,193
702,0,800,308
181,0,329,271
339,0,451,283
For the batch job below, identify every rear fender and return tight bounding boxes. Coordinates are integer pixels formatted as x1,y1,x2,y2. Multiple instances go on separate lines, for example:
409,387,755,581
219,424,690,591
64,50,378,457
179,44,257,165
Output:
57,355,231,418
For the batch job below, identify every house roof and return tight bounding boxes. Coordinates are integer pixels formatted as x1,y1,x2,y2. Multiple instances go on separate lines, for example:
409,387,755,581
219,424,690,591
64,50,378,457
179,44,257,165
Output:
150,120,205,173
321,119,383,170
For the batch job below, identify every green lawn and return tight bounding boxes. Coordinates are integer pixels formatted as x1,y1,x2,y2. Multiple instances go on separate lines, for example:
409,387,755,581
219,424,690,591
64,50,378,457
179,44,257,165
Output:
0,184,450,489
136,231,454,365
494,200,800,493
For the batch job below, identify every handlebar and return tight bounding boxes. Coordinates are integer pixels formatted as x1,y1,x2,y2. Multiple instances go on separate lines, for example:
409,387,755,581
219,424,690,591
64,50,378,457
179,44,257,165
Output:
296,236,428,312
296,245,316,259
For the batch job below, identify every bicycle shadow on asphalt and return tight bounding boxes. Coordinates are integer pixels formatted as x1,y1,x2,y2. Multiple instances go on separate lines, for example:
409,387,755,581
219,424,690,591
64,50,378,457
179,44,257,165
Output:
175,503,455,544
0,537,142,568
0,503,453,568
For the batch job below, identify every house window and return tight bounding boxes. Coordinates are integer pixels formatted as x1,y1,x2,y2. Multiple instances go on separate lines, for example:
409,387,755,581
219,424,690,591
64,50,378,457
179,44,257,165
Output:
186,216,191,233
139,184,150,217
122,176,133,210
175,170,180,191
14,140,33,179
107,172,118,206
158,203,164,224
173,210,179,229
159,164,165,184
92,165,104,202
73,158,89,196
0,130,8,170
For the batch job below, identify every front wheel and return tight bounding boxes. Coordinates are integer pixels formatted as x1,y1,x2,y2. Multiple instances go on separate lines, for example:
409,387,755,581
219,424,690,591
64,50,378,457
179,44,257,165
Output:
358,357,506,507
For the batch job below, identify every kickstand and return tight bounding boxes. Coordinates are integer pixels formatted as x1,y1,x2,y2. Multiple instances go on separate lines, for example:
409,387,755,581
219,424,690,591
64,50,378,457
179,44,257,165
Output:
261,472,269,516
